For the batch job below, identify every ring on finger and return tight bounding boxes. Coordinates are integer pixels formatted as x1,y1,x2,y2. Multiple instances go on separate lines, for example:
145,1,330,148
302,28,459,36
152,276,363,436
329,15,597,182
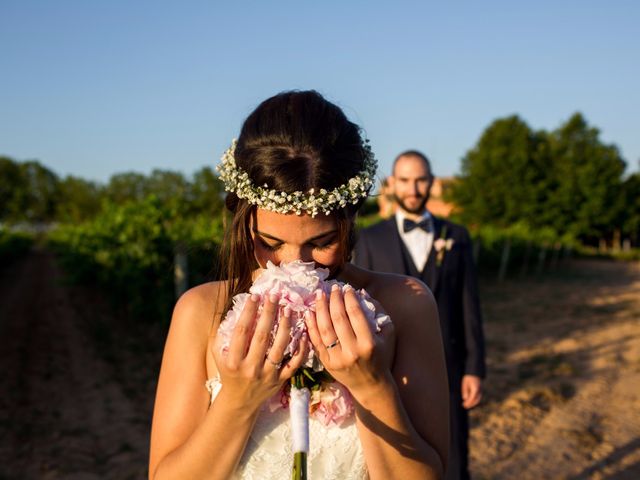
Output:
325,338,340,350
266,357,283,368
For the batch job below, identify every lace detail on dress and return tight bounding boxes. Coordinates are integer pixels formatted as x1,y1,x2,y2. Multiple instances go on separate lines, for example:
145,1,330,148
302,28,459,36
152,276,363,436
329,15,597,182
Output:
206,377,369,480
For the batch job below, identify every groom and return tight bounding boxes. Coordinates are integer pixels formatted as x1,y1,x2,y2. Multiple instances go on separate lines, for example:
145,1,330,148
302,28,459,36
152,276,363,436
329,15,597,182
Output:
353,150,486,480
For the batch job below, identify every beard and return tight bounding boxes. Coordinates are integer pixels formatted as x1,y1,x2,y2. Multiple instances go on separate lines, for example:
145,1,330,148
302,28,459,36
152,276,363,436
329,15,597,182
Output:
394,193,429,215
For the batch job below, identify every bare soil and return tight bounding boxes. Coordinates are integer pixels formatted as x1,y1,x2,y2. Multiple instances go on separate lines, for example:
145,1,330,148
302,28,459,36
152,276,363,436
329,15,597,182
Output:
0,250,166,480
0,251,638,479
470,259,640,479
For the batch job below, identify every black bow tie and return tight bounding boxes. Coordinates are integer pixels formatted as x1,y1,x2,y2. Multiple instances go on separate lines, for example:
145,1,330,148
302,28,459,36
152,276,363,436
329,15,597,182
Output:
403,218,432,233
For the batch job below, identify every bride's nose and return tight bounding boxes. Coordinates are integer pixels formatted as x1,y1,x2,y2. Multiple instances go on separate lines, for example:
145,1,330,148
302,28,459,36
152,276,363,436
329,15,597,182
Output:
279,245,314,263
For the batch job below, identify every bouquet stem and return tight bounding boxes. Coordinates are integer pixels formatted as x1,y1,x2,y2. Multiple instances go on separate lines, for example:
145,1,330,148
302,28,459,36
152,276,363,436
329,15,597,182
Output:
291,452,307,480
290,374,310,480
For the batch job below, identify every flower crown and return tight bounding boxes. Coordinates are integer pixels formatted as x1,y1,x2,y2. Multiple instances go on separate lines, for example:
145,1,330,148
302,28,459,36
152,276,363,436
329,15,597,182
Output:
216,139,377,217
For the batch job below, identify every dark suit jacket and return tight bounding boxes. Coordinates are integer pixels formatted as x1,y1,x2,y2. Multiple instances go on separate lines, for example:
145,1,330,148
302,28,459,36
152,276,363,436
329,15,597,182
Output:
353,216,486,388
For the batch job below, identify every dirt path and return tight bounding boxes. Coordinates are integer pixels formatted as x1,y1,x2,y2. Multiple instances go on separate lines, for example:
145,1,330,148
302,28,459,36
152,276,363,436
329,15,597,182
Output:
0,250,163,480
470,259,640,479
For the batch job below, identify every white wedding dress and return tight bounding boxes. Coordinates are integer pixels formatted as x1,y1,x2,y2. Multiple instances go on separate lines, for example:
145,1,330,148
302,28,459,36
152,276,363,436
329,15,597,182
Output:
206,377,369,480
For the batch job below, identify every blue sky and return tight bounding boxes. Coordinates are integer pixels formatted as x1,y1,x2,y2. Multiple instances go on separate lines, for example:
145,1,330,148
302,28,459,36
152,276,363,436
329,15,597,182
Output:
1,1,638,184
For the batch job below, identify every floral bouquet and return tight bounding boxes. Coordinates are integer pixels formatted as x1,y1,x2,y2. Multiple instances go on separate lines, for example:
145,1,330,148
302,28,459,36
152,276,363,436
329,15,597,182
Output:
218,260,390,480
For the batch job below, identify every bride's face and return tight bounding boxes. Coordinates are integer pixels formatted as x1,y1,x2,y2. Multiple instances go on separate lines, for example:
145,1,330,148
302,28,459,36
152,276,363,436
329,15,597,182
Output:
251,208,342,269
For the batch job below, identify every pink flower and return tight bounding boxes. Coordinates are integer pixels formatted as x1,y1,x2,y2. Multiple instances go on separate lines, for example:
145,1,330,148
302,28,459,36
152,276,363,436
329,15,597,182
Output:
267,384,290,412
217,260,392,424
218,260,391,368
216,293,251,355
310,382,354,426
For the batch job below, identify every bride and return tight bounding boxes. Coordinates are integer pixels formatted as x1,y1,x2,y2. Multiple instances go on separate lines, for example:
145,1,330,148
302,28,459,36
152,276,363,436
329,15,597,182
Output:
149,90,449,479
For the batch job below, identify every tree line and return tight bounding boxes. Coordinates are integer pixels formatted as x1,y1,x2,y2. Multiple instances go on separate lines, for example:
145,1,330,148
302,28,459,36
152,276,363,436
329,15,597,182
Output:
0,158,226,225
2,111,639,250
448,112,640,248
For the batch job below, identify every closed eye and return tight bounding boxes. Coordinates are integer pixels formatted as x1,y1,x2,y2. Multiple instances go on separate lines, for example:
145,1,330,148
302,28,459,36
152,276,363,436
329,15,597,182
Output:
257,236,337,252
257,236,282,251
308,236,338,251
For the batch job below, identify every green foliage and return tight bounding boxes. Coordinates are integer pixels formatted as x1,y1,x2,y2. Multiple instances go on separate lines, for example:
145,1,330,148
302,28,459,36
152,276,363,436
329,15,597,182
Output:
49,196,225,322
357,197,380,218
190,166,226,215
56,175,103,223
104,172,148,204
356,213,382,230
449,113,628,244
103,167,225,219
450,116,554,229
1,156,228,323
0,228,34,266
0,157,60,223
0,157,25,220
619,172,640,243
0,157,226,227
547,113,626,240
467,222,577,275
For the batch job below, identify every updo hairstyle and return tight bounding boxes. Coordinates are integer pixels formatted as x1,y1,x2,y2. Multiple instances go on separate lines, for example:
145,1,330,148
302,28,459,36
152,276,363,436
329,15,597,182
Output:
219,90,372,314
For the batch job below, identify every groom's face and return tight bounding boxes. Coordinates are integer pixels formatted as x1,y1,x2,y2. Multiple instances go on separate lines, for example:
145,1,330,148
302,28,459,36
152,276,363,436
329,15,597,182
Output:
390,155,433,215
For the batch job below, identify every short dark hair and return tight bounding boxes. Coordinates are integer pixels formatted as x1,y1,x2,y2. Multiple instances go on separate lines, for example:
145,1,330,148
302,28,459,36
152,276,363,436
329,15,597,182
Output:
392,150,433,178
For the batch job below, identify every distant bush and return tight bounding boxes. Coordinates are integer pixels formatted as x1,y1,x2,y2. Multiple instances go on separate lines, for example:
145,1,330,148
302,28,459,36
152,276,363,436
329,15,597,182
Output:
49,196,225,323
470,222,578,275
0,228,34,266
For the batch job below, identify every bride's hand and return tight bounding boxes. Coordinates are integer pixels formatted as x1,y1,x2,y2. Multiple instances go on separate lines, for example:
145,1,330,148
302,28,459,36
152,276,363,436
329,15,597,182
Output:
304,285,395,399
213,294,309,409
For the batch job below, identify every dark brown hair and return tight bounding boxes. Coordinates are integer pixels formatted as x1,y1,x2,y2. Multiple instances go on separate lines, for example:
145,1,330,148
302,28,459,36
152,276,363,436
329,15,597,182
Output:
219,90,371,316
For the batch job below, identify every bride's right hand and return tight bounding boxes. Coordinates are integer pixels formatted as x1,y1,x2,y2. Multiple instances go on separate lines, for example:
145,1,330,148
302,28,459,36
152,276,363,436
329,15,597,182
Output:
212,293,309,409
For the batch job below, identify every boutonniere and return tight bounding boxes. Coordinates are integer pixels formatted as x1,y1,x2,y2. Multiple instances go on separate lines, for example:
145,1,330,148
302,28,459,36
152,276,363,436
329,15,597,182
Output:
434,226,454,267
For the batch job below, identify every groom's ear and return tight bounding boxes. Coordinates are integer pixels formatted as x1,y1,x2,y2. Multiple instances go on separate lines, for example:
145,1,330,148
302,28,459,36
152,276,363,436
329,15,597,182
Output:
386,175,396,192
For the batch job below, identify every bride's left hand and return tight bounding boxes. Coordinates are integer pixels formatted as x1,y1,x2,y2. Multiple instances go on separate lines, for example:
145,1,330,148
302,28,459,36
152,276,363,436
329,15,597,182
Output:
304,284,395,398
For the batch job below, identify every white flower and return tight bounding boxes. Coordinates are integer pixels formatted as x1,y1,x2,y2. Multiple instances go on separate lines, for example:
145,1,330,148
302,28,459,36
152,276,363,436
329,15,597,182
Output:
216,139,377,217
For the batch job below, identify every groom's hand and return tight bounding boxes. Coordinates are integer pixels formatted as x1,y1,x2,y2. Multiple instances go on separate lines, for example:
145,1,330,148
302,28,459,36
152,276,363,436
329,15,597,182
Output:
461,374,482,409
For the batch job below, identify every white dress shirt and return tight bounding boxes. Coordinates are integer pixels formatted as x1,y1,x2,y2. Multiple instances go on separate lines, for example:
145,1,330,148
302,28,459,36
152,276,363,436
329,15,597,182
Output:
395,210,434,273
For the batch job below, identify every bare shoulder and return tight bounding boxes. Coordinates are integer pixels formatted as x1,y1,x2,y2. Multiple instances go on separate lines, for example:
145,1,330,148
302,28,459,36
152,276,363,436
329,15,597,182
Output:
344,265,437,332
171,280,228,336
157,280,228,379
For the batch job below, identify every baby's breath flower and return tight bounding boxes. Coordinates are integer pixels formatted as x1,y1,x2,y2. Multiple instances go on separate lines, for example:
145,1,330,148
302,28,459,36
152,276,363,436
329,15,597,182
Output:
216,139,377,217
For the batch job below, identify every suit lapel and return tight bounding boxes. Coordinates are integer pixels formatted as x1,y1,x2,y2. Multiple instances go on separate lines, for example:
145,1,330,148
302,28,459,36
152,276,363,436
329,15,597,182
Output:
386,219,411,275
424,217,444,292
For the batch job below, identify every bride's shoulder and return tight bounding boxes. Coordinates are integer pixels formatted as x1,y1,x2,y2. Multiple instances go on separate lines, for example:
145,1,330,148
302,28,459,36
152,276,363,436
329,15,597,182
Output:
348,265,432,303
347,265,437,328
171,280,229,336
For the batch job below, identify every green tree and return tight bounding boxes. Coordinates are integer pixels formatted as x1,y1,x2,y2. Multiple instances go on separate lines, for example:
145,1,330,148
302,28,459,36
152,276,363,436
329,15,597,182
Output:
18,160,60,223
105,172,148,204
449,115,553,229
548,113,626,241
449,113,627,244
146,169,189,206
56,175,103,223
620,171,640,246
190,166,225,216
0,156,26,222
